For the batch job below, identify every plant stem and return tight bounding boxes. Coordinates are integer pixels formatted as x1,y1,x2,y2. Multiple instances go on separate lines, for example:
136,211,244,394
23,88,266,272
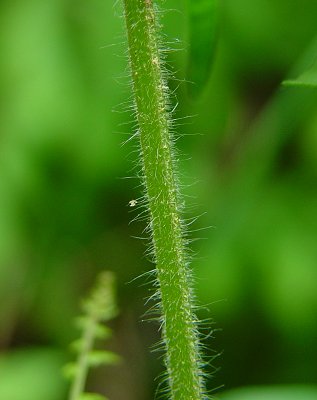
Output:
69,319,97,400
122,1,206,398
68,272,117,400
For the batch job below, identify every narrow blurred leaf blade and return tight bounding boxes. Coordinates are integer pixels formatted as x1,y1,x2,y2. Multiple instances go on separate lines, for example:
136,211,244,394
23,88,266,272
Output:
87,350,120,367
283,59,317,88
94,324,112,339
187,0,218,97
78,393,108,400
69,338,85,353
62,362,78,380
220,385,317,400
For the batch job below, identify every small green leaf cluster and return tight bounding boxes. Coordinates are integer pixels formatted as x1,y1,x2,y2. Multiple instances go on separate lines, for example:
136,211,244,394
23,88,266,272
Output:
64,272,120,400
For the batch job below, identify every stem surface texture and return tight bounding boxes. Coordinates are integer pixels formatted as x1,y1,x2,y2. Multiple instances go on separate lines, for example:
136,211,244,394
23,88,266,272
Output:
122,1,207,399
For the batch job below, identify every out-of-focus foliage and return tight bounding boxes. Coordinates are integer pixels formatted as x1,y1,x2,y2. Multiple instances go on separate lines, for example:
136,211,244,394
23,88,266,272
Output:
65,272,119,400
0,348,66,400
283,47,317,87
1,0,317,399
186,0,218,96
220,385,317,400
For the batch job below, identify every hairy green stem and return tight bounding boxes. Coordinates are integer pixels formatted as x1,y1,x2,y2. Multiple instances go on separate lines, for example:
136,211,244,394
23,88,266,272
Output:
122,1,207,398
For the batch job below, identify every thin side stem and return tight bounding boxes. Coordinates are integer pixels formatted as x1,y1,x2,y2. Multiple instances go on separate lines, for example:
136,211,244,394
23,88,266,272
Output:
67,272,117,400
122,1,207,399
69,320,97,400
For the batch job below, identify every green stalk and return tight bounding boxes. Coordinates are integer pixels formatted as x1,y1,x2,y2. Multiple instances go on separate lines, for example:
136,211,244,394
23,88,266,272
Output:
69,319,97,400
122,1,207,398
67,272,118,400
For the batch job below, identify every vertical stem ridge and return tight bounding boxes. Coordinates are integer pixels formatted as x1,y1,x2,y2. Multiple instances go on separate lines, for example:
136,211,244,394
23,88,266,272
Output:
122,1,207,399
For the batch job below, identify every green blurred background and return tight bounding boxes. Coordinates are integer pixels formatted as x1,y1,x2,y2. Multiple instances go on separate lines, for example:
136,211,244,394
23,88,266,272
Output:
1,0,317,399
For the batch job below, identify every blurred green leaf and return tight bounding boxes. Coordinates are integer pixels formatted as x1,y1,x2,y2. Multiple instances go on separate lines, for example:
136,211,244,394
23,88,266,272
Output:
78,393,108,400
75,317,111,334
93,325,112,340
70,338,86,353
0,348,66,400
282,35,317,88
220,385,317,400
187,0,218,97
283,59,317,88
62,362,78,380
87,350,120,367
